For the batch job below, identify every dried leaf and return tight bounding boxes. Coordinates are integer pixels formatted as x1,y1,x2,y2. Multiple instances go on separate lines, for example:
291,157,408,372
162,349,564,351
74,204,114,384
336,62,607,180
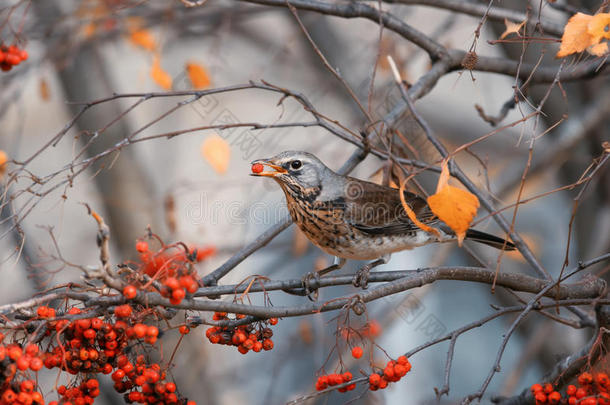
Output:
39,78,50,102
427,162,479,246
292,227,310,257
200,134,230,174
151,56,172,90
186,62,211,89
557,13,593,57
500,18,526,39
399,178,440,238
129,29,157,51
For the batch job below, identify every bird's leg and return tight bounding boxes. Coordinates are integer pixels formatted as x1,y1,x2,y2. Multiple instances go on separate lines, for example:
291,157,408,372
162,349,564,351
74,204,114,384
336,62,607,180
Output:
317,257,347,277
353,255,390,289
282,257,346,300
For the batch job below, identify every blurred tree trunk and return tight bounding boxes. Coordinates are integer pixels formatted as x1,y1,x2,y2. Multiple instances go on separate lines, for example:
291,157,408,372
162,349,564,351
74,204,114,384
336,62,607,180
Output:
34,2,159,258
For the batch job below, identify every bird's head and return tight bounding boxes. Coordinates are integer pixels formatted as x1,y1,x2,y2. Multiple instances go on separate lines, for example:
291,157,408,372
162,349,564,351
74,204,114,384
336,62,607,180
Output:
250,151,330,191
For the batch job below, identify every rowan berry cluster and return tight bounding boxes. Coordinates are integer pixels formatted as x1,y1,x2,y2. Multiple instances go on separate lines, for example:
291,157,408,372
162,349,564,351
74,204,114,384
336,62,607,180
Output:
124,240,214,305
205,312,277,354
2,304,195,405
51,379,100,405
135,240,215,279
368,356,412,391
315,371,356,392
0,44,28,72
531,371,610,405
0,378,43,405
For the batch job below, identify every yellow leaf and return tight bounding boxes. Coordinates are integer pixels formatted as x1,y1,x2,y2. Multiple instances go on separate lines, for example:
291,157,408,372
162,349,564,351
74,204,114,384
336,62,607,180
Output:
587,12,610,43
200,135,230,174
426,162,479,245
557,12,594,58
129,29,157,51
151,56,172,90
186,62,211,89
500,18,526,39
399,178,440,238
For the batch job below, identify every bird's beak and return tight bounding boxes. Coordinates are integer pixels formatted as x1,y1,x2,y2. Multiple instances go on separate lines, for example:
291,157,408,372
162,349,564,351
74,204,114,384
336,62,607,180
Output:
250,159,287,177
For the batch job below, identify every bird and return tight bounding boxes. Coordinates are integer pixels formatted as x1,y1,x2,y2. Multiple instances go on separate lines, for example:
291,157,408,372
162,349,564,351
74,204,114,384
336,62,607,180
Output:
250,151,515,289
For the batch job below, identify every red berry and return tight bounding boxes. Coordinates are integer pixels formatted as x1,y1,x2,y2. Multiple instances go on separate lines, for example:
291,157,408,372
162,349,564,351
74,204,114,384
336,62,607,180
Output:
262,338,274,351
115,304,132,318
548,391,561,404
351,346,363,359
179,325,190,335
251,163,264,174
6,54,19,65
269,318,278,325
579,372,593,385
566,385,576,396
135,241,148,253
123,285,137,299
165,277,180,291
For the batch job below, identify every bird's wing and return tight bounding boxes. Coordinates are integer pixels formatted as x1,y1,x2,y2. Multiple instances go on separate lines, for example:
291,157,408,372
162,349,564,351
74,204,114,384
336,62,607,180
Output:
342,180,439,236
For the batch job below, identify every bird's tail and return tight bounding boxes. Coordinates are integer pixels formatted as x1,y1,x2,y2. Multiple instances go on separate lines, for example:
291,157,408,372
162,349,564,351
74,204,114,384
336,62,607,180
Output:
465,229,516,251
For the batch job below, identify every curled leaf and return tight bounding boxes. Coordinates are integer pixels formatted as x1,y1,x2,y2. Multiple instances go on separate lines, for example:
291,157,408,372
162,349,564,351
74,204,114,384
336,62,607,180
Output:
399,178,440,238
426,161,479,245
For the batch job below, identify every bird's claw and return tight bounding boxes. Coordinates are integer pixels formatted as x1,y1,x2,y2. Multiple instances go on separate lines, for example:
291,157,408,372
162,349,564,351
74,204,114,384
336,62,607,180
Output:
352,265,370,289
301,271,320,301
281,271,320,300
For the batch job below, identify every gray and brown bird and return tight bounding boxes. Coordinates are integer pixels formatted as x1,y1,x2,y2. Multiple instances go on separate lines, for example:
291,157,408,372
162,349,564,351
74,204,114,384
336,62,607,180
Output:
251,151,515,287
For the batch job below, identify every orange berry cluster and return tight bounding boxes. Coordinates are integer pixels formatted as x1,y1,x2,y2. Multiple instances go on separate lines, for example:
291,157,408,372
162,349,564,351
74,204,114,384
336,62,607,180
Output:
24,305,194,404
124,240,215,306
50,379,100,405
368,356,412,391
0,44,28,72
159,275,198,305
0,378,43,405
205,312,277,354
112,354,194,405
315,371,356,392
135,241,215,279
531,371,610,405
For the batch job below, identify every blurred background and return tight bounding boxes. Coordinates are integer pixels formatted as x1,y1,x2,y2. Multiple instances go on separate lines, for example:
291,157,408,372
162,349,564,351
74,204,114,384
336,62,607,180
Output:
1,0,609,403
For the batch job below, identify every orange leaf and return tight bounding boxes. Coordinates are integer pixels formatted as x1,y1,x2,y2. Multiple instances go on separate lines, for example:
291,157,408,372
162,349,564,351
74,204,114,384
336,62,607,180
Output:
129,29,157,51
186,62,211,89
398,178,440,238
0,150,8,179
427,162,479,246
200,135,230,174
151,56,172,90
557,12,594,58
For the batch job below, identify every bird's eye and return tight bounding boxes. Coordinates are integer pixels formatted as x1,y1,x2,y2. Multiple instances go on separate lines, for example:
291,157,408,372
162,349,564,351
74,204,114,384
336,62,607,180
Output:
290,160,302,170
